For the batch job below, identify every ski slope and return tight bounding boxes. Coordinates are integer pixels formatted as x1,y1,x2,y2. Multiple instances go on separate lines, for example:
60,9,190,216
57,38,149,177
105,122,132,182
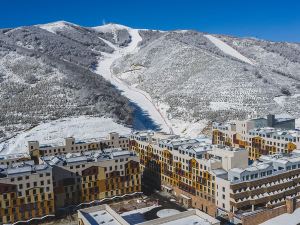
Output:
204,34,254,65
95,25,173,134
0,116,131,155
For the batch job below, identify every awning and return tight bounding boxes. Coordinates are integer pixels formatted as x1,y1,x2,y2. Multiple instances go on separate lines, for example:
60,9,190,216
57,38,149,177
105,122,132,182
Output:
180,194,191,200
161,185,173,191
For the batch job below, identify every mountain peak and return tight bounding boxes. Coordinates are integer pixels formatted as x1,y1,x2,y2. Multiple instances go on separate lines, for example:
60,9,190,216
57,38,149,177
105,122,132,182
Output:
92,23,133,33
37,20,79,33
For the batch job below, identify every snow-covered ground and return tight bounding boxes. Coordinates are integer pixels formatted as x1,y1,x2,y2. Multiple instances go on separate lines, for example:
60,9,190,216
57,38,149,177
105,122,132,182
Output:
0,116,131,155
260,207,300,225
93,23,132,34
95,25,173,134
157,102,207,138
204,34,254,65
274,94,300,107
209,101,240,111
38,21,76,33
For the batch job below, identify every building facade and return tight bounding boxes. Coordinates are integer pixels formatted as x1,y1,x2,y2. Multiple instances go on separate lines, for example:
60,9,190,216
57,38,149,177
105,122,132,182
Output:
0,161,55,225
28,132,130,159
41,149,141,214
0,153,31,166
214,151,300,224
130,131,247,216
212,115,300,160
0,148,141,224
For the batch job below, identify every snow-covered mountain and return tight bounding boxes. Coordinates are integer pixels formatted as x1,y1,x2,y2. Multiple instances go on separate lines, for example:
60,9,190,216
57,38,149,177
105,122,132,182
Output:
0,21,134,144
0,21,299,149
113,29,300,126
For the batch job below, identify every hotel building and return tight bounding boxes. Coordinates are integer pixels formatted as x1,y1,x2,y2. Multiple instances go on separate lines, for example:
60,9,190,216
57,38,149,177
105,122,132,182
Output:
0,160,54,225
0,147,141,224
0,153,31,166
212,115,299,160
130,131,248,216
28,132,130,159
214,151,300,225
41,148,141,214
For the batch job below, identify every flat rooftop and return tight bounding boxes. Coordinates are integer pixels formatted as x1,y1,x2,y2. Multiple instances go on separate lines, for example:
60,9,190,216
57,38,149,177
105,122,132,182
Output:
158,215,212,225
78,205,220,225
81,210,122,225
79,204,128,225
42,148,136,165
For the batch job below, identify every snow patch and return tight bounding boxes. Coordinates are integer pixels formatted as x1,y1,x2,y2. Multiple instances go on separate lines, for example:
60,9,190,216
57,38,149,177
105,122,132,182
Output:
38,21,77,33
93,23,132,33
156,209,180,218
120,205,160,216
260,207,300,225
157,102,207,138
204,34,254,65
274,94,300,107
209,101,239,111
0,116,131,155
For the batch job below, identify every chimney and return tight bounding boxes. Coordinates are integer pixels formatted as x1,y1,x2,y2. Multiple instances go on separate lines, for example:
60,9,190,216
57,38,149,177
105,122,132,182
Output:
267,114,275,127
286,197,296,214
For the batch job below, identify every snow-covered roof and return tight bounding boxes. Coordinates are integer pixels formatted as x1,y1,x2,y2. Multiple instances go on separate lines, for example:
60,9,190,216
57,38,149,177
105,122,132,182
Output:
0,153,30,161
41,149,137,166
249,127,300,138
260,207,300,225
139,209,220,225
1,160,50,177
211,169,228,177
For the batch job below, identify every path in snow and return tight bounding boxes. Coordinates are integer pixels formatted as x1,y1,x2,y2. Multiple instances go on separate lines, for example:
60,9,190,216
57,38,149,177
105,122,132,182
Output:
204,34,254,65
96,28,173,134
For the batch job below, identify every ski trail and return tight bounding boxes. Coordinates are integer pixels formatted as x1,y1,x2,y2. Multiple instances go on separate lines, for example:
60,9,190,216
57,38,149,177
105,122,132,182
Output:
98,37,117,50
96,28,173,134
204,34,255,65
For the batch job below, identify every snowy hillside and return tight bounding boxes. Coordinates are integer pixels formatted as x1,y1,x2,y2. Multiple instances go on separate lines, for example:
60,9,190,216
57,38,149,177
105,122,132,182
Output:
0,23,133,146
113,29,300,124
0,116,131,155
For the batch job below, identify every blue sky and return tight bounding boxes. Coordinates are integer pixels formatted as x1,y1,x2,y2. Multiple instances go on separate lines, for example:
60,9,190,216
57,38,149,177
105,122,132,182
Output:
1,0,300,42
